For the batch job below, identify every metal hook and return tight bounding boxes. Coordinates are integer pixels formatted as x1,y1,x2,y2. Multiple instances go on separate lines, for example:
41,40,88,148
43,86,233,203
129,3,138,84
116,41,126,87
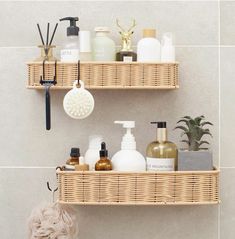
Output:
47,181,58,203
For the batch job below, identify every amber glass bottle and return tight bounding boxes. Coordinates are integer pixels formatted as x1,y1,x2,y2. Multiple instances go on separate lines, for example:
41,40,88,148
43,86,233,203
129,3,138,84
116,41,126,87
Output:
146,122,178,171
95,142,112,171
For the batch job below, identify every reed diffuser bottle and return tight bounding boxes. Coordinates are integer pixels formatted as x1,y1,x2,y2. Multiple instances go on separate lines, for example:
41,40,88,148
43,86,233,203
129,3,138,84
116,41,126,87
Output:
146,122,178,171
116,19,137,62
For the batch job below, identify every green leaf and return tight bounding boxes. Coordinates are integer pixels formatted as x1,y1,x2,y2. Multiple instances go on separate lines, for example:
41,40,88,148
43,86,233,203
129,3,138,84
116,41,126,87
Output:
203,132,213,137
194,115,205,125
174,126,188,132
182,116,192,120
181,140,190,145
198,141,210,146
201,121,213,126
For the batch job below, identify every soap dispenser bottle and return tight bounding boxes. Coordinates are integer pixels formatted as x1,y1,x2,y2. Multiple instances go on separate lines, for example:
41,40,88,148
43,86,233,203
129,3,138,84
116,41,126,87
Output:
112,121,146,171
95,142,112,171
60,17,80,62
146,122,178,171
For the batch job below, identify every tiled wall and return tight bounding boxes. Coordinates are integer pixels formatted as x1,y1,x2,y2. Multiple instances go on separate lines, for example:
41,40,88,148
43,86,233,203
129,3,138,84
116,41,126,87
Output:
0,1,232,238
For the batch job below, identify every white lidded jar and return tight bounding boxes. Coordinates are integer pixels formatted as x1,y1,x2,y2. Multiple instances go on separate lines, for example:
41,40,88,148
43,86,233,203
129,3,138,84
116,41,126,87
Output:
84,135,103,170
161,32,175,62
137,29,161,62
92,27,116,61
112,121,146,171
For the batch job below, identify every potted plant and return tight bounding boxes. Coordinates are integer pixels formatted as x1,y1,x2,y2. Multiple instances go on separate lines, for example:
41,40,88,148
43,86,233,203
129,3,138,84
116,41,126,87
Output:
175,115,213,171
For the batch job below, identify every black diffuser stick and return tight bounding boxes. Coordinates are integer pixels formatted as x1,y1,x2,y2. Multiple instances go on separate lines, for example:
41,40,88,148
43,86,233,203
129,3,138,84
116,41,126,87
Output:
49,23,58,46
37,23,45,46
46,22,50,46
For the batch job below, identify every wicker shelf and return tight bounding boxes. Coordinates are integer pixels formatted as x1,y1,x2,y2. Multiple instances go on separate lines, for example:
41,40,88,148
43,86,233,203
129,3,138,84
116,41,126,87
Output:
27,61,179,89
56,169,219,205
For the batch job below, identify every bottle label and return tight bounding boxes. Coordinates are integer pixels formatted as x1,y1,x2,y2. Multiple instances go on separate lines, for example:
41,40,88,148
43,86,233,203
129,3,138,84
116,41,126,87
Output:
61,49,79,62
146,157,175,171
123,56,133,62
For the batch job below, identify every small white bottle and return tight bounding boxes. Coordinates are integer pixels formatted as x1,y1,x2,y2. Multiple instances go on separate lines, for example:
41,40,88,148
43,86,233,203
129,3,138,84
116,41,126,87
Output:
80,31,92,61
84,135,103,170
112,121,146,171
60,17,80,62
161,32,175,62
92,27,116,61
137,29,161,62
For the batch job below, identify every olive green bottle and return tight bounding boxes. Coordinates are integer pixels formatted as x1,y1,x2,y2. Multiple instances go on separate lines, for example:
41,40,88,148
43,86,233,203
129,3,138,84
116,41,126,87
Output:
146,122,178,171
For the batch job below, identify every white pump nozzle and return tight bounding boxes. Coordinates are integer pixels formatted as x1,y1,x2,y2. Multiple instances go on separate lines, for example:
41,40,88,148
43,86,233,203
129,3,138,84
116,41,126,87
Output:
114,121,136,150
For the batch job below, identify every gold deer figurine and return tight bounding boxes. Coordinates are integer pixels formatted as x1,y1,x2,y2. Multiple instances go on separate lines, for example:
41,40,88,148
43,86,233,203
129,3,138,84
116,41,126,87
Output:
116,19,136,51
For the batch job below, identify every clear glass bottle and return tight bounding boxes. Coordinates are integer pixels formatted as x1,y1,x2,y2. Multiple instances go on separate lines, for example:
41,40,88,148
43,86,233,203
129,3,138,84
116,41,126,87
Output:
92,27,116,61
146,122,178,171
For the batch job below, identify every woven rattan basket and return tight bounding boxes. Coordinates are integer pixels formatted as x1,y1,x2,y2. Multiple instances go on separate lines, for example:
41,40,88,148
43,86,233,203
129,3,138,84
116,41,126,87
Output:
56,169,219,205
27,61,179,89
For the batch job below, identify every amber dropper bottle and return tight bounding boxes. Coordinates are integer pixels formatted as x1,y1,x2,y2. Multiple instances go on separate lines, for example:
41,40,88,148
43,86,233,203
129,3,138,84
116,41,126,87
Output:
95,142,112,171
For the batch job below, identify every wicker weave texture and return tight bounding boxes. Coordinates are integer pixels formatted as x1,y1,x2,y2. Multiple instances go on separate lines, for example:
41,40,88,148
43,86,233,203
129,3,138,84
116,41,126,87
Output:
27,62,179,89
56,170,219,205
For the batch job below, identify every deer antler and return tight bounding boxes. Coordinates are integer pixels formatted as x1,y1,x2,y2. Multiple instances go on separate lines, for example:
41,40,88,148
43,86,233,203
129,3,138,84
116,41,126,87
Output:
127,19,136,32
116,19,125,32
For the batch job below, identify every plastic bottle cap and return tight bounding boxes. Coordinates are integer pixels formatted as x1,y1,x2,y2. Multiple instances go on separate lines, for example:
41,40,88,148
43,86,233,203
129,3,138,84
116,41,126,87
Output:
151,121,167,128
94,27,110,32
80,31,91,52
143,29,156,38
100,142,108,157
70,148,80,157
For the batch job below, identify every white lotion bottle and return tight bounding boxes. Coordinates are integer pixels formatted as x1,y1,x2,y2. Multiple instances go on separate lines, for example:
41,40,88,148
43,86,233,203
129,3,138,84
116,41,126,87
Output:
161,32,175,62
84,135,103,170
137,29,161,62
92,27,116,61
60,17,80,62
112,121,146,171
80,30,92,61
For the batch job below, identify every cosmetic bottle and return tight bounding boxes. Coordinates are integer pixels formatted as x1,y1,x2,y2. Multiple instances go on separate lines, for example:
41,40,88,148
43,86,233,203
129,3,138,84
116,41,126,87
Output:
112,121,146,171
80,31,92,61
84,135,103,170
146,122,178,171
60,17,80,62
116,20,137,62
95,142,112,171
75,156,89,171
161,32,175,62
92,27,116,61
65,148,80,171
137,29,161,62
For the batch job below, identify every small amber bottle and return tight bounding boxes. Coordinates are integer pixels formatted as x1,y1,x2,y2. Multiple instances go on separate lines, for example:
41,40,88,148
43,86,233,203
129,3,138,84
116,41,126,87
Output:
65,148,80,171
95,142,112,171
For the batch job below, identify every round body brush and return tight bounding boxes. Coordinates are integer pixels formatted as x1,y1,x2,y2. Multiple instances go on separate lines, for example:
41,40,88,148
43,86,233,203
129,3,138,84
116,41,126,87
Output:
63,80,94,119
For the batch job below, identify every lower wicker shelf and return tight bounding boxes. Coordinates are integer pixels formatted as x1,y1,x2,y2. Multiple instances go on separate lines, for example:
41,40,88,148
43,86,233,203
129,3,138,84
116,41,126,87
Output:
56,169,219,205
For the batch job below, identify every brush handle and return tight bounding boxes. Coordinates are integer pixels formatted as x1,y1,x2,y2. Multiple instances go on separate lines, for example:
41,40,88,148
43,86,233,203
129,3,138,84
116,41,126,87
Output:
45,86,51,130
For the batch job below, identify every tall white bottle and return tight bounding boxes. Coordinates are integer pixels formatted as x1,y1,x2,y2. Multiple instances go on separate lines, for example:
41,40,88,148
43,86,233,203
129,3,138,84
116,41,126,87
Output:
161,32,175,62
84,135,103,170
60,17,80,62
92,27,116,61
112,121,146,171
137,29,161,62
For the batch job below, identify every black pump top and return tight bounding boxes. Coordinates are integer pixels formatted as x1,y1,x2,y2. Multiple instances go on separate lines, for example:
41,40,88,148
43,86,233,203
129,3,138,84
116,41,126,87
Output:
70,147,80,157
151,121,167,128
99,142,108,157
60,17,79,36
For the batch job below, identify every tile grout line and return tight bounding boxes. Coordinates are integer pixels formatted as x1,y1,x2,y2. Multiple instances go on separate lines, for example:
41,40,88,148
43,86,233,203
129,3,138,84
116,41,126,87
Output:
218,0,221,239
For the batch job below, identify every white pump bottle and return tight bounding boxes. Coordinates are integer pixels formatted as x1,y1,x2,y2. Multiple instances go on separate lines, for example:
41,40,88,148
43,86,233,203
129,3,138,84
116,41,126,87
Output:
111,121,146,171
